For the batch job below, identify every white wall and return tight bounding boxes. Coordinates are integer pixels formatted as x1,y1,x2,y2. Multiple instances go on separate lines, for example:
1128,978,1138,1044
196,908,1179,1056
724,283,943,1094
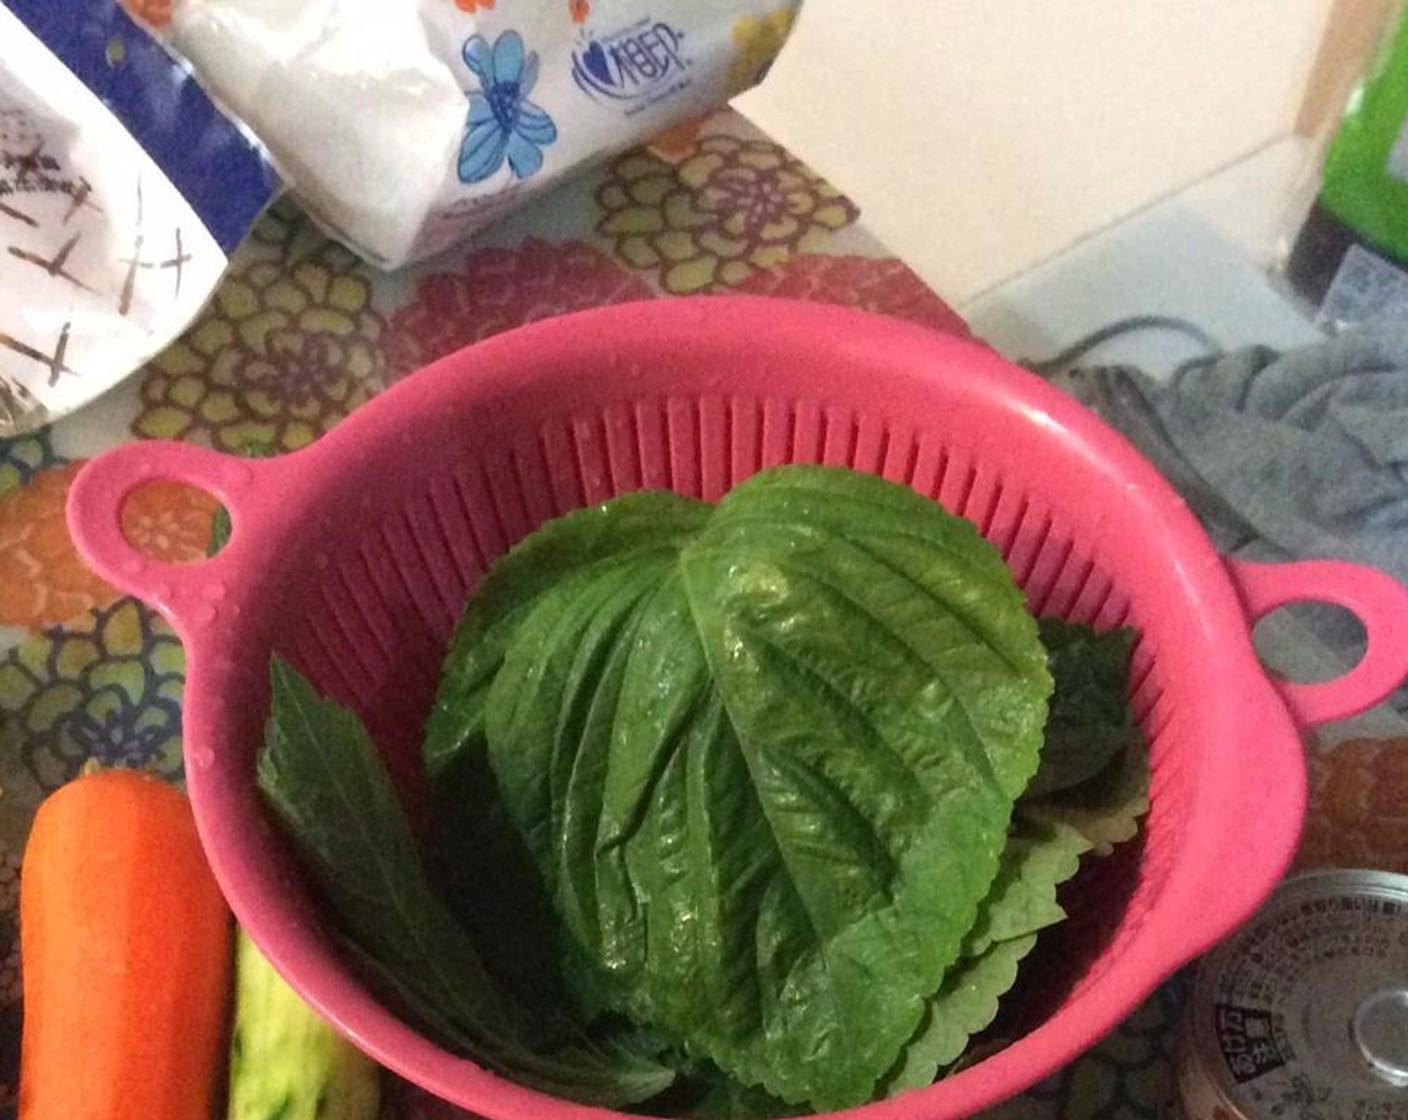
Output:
737,1,1334,304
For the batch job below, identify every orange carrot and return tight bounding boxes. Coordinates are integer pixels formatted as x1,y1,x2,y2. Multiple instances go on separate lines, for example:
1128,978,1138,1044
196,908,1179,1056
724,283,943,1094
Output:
118,0,174,29
19,768,233,1120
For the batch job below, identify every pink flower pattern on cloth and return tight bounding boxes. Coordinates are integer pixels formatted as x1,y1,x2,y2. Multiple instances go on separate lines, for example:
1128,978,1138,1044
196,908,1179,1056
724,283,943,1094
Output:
386,239,654,378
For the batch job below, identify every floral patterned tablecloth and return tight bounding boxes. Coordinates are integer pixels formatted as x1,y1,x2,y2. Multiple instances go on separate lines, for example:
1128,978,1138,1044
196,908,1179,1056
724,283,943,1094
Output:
0,104,1404,1120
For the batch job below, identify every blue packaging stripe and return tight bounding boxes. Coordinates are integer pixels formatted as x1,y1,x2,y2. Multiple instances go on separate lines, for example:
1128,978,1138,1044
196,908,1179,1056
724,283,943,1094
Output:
5,0,281,254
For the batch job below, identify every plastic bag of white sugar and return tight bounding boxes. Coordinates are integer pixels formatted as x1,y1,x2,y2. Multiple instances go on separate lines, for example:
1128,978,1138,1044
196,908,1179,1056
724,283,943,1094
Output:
164,0,803,270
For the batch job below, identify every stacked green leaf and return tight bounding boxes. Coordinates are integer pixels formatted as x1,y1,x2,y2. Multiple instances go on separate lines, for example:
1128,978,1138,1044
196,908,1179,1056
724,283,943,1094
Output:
256,465,1149,1118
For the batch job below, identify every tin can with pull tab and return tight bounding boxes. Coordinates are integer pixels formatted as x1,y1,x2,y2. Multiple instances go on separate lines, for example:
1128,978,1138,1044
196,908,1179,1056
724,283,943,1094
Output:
1174,869,1408,1120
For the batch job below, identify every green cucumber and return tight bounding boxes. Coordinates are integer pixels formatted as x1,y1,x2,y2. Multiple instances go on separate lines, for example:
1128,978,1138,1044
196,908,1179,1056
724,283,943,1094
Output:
228,930,383,1120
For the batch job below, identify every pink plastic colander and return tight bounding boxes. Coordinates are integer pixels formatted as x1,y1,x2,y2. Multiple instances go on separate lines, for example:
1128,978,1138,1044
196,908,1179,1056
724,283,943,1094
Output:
68,298,1408,1120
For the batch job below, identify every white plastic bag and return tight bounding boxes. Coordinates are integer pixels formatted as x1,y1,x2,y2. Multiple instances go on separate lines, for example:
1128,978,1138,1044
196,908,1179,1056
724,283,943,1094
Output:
0,0,277,434
167,0,802,268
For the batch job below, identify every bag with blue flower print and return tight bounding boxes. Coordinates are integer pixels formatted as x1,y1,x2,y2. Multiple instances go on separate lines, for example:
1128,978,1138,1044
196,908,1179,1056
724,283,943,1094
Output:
157,0,804,270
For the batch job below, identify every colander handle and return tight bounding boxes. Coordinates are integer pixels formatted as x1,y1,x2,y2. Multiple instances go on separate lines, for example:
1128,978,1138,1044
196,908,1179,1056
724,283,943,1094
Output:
1230,559,1408,726
67,440,278,618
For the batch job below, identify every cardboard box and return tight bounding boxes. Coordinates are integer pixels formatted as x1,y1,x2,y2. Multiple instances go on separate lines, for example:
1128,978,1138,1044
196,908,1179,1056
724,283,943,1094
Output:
738,1,1400,303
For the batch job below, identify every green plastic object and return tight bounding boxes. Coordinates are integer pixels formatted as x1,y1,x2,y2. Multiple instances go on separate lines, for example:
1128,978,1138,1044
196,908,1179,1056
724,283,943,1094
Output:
1320,8,1408,261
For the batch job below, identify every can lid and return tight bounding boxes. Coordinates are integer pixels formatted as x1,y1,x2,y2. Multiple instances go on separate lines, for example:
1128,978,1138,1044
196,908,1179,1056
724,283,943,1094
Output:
1189,870,1408,1119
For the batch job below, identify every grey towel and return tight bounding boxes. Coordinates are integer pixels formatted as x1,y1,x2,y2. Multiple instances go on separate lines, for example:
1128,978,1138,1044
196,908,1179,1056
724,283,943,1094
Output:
1049,327,1408,718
